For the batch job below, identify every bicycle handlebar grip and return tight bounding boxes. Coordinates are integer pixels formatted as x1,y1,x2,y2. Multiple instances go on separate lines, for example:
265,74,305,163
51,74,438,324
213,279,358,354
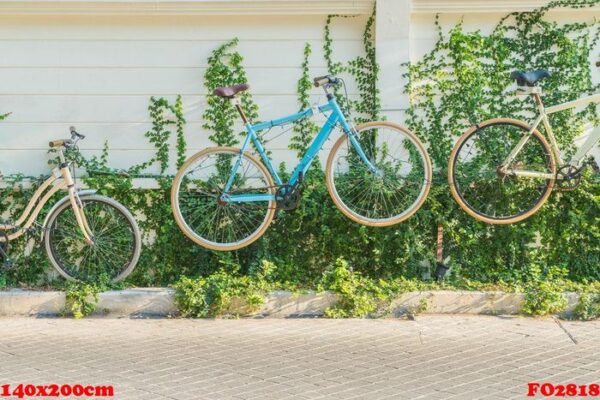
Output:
313,76,330,87
596,61,600,67
49,139,65,148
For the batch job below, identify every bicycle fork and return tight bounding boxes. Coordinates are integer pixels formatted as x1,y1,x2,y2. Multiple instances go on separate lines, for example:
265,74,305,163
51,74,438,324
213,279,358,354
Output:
58,153,94,245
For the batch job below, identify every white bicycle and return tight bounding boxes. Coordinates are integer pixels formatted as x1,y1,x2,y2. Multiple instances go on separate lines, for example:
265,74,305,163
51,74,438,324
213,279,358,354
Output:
449,68,600,224
0,127,141,282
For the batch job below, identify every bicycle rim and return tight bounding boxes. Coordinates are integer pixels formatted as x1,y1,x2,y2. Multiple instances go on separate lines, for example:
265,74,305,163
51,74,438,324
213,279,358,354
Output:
171,147,276,251
449,119,555,223
326,122,432,226
46,196,140,282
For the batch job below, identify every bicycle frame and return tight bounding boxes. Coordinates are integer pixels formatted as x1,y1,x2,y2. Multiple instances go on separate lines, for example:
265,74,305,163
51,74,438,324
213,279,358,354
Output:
502,89,600,179
0,149,94,243
222,96,376,203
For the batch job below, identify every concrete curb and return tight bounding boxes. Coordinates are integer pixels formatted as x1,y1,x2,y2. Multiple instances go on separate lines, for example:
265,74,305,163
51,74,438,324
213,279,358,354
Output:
0,288,582,318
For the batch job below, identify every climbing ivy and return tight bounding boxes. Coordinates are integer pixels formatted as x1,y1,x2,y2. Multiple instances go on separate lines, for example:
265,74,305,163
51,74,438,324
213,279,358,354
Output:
405,1,600,166
290,43,320,158
402,0,600,282
0,4,598,308
202,38,259,147
324,9,381,122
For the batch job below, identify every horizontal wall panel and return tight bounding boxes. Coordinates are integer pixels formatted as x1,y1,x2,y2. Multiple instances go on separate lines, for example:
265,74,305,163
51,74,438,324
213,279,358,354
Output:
0,0,375,16
0,119,338,150
0,15,368,41
0,148,331,176
0,67,363,96
0,39,365,68
0,94,358,123
0,66,362,95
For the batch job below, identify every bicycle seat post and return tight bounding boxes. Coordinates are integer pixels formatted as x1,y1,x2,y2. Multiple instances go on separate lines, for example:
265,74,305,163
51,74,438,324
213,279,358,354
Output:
231,96,249,124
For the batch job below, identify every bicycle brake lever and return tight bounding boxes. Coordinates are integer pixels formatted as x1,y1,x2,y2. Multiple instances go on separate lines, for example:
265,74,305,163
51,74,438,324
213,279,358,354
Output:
70,126,86,140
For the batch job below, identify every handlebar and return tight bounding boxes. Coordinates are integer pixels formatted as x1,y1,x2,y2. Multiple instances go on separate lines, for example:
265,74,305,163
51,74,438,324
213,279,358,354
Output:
70,126,85,139
49,139,71,148
49,126,85,148
313,75,340,88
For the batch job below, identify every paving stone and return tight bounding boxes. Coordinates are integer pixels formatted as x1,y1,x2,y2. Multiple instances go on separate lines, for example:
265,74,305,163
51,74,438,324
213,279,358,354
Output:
0,316,598,399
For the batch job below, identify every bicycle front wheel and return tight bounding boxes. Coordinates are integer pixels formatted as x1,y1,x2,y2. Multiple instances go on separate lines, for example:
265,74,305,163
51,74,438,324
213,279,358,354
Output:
171,147,276,251
326,121,432,226
448,118,556,224
45,194,141,283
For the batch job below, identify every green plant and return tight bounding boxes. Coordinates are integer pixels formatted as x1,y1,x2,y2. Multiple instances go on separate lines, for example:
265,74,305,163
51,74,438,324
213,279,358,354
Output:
324,8,381,122
290,43,320,158
0,3,597,309
402,0,600,284
173,260,275,318
522,265,569,316
407,297,429,317
62,280,109,319
202,38,259,147
319,258,387,318
572,291,600,320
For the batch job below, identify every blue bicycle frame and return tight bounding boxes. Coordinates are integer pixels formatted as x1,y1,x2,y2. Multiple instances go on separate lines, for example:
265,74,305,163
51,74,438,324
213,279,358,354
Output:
221,96,377,203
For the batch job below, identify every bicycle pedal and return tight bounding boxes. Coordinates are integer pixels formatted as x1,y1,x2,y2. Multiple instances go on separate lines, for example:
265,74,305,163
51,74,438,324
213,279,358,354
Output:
434,262,450,282
590,159,599,173
2,259,14,270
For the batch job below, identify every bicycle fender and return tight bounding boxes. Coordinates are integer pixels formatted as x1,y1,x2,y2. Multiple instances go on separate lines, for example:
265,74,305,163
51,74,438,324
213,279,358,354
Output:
40,189,97,239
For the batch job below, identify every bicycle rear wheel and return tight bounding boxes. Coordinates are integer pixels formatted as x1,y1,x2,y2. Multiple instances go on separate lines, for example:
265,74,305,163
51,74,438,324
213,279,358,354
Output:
171,147,276,251
45,194,141,283
326,121,432,226
448,118,556,224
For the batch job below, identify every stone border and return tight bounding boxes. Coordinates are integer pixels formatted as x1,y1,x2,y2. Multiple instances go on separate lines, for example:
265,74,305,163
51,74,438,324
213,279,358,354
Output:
0,289,581,318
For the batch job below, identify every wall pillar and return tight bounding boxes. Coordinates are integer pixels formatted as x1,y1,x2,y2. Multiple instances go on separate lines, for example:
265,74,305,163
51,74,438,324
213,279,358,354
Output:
375,0,411,121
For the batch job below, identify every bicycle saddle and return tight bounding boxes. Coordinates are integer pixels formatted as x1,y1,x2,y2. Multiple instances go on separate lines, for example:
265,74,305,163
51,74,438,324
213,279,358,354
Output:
213,83,250,98
510,70,551,87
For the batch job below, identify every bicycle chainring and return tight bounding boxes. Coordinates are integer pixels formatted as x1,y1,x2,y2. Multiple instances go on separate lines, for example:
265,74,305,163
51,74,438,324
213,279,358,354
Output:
556,164,582,191
275,184,302,211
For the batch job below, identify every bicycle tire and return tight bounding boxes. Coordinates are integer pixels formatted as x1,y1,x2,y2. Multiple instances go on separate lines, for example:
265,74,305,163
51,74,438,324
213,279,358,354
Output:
45,194,141,283
326,121,432,226
448,118,556,224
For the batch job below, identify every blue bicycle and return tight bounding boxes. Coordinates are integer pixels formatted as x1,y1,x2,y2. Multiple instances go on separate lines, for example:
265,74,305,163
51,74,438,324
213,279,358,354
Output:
171,76,432,250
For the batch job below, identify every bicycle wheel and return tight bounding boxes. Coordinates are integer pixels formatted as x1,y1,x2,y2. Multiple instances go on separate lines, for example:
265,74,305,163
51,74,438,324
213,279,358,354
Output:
448,118,556,224
326,121,432,226
171,147,276,251
45,194,141,283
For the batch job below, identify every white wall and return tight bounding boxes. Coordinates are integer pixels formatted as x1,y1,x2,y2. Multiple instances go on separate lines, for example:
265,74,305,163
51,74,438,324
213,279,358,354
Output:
1,1,598,177
0,12,367,175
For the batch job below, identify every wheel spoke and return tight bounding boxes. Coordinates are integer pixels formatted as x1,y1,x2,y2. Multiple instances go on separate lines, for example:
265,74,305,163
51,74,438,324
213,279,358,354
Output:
451,122,553,221
47,198,138,282
174,149,274,249
329,125,430,224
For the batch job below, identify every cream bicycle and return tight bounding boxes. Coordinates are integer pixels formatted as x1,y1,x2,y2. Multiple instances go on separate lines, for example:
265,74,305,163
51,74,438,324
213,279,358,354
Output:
0,127,141,282
449,68,600,224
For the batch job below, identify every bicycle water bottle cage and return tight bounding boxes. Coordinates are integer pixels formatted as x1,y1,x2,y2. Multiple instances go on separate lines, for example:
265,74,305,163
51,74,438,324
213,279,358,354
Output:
510,70,551,87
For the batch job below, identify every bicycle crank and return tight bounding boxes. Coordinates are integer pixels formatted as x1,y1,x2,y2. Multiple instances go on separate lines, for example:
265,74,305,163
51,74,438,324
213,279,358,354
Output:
0,231,14,270
556,164,583,191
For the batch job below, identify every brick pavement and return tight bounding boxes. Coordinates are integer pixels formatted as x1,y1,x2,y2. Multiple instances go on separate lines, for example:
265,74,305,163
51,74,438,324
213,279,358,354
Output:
0,316,598,399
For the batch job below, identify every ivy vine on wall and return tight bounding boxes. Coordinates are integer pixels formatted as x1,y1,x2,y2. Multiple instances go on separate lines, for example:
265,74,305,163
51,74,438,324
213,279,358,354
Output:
324,9,381,122
202,38,259,147
0,3,598,293
290,43,320,158
403,0,600,281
